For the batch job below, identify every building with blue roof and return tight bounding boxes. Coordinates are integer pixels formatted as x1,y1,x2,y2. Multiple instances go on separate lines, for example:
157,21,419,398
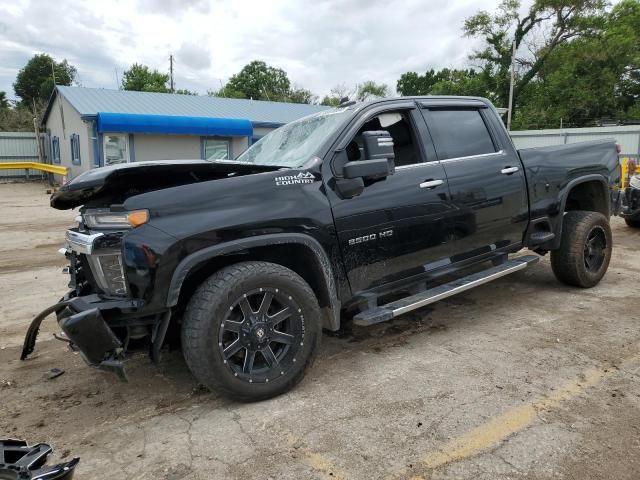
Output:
42,86,328,179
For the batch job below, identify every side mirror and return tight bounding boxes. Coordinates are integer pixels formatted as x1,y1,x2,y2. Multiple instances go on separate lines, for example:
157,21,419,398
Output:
343,159,393,179
343,130,395,180
362,130,395,162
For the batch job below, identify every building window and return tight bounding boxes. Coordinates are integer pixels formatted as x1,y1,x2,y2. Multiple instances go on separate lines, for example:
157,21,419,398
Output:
103,134,130,166
251,135,263,145
51,136,61,164
70,134,81,165
203,138,230,160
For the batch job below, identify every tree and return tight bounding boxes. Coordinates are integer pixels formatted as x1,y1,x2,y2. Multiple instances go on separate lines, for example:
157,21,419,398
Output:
430,68,495,99
355,81,389,101
0,91,9,111
396,69,444,96
510,0,640,128
464,0,608,114
174,88,198,95
0,105,34,132
208,86,246,99
226,60,291,101
320,83,354,106
13,54,76,106
287,86,317,104
121,64,169,92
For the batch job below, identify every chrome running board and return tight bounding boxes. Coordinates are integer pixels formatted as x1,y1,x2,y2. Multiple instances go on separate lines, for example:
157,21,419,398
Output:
353,255,539,326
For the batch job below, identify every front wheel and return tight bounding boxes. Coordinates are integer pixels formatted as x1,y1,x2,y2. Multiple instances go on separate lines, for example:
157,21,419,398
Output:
181,261,321,401
550,211,612,288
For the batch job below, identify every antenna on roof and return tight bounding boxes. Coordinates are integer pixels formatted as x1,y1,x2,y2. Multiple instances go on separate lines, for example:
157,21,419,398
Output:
339,97,356,107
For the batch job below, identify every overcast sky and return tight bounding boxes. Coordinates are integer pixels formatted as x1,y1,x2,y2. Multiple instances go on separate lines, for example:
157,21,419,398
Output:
1,0,531,102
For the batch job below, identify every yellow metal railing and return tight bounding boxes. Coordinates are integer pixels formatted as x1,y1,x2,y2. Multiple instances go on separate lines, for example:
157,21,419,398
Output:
0,162,68,176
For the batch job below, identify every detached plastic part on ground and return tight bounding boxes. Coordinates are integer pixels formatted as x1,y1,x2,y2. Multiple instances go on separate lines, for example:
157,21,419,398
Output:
0,440,78,480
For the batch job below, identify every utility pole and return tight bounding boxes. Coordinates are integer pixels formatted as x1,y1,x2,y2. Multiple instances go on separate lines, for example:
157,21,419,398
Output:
169,54,175,93
51,59,57,85
507,37,517,131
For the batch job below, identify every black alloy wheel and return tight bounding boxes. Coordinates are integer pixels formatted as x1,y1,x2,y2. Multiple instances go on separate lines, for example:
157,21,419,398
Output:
583,225,607,273
219,287,305,384
182,261,321,401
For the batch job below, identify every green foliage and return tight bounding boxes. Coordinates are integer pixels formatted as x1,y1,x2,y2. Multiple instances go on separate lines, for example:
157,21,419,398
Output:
121,64,169,92
397,69,444,96
0,91,9,111
208,86,246,99
226,61,291,101
320,96,341,107
0,105,35,132
355,81,388,101
174,88,198,95
320,84,353,106
13,54,76,107
464,0,608,113
287,87,317,104
396,0,640,128
510,0,640,128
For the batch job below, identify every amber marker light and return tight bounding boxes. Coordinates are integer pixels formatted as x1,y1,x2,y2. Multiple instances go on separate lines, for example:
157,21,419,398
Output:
127,210,149,227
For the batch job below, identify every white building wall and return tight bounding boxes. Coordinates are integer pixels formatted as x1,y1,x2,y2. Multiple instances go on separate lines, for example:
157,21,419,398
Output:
132,134,201,161
45,95,95,179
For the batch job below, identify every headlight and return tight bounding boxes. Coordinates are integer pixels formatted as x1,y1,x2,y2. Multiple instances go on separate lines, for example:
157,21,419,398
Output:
83,209,149,229
630,175,640,190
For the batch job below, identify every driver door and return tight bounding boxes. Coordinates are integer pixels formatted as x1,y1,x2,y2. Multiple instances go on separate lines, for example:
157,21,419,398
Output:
326,106,454,294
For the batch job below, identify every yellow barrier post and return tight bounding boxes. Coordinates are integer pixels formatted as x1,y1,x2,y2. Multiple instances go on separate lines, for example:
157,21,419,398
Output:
0,162,68,176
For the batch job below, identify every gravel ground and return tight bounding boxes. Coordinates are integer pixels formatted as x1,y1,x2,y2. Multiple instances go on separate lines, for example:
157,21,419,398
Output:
1,181,639,480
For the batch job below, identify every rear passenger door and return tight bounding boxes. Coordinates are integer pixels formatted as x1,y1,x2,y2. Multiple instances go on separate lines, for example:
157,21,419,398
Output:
420,105,528,261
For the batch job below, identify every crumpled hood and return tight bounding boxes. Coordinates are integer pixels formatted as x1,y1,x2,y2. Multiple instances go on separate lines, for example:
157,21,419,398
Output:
50,160,282,210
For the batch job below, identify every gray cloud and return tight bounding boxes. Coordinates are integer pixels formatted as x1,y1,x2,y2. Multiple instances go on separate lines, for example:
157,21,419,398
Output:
176,42,212,70
136,0,210,15
0,0,518,101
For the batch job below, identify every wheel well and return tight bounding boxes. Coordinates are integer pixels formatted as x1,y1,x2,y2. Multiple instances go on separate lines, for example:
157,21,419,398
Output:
564,180,608,216
176,244,333,311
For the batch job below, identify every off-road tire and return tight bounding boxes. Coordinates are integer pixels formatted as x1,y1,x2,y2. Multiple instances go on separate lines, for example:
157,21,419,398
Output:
181,261,321,401
550,211,612,288
625,217,640,228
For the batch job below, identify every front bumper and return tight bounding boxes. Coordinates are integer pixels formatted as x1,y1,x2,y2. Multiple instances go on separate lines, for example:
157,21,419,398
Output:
21,294,143,380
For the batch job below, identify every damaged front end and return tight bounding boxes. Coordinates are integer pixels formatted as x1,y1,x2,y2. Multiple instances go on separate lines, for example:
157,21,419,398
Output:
21,220,167,380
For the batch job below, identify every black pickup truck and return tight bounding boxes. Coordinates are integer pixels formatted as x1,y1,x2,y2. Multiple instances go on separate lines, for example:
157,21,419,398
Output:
22,97,622,401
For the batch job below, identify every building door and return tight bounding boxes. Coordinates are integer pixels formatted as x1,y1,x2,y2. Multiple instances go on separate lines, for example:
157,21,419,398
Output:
103,134,130,166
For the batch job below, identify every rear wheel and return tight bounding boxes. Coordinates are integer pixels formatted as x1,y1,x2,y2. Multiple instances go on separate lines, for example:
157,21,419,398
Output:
625,217,640,228
550,211,612,288
181,261,321,401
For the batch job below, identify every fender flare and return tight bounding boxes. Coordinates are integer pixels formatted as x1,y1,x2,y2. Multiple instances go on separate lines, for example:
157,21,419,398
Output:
551,174,610,246
559,174,610,216
166,233,342,331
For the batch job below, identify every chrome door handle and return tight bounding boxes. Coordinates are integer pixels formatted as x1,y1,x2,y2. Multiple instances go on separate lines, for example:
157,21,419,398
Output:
501,166,519,175
419,179,444,189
